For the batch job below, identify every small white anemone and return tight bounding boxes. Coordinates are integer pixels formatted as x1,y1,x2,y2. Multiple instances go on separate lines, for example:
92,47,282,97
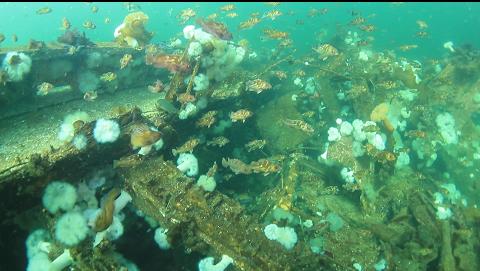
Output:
263,224,298,250
183,25,196,39
327,127,341,142
197,175,216,192
58,111,90,143
188,41,203,58
177,153,199,176
198,255,233,271
154,227,171,250
2,51,32,82
93,119,120,144
443,41,455,53
73,134,88,150
114,23,125,38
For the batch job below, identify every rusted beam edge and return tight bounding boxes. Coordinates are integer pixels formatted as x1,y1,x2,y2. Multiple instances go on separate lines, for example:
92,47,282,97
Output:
0,42,136,55
0,137,131,187
0,113,136,187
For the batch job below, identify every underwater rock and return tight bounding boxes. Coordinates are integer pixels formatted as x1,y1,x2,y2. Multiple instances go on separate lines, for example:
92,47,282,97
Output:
145,53,189,73
27,39,46,50
196,18,232,41
57,29,95,47
470,111,480,126
256,94,310,152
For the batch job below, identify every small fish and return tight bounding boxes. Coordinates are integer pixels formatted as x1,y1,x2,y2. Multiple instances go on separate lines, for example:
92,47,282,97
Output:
222,158,252,175
351,10,361,16
360,24,375,32
282,119,314,134
238,39,249,48
207,13,219,20
145,53,190,73
416,20,428,29
350,16,365,25
245,139,266,152
294,69,306,77
172,138,200,156
129,122,161,151
124,2,141,12
177,93,196,104
207,136,230,147
83,20,96,29
272,70,287,80
196,110,218,128
377,151,397,162
249,159,281,176
230,109,253,123
415,31,428,38
0,33,4,43
279,38,293,47
246,79,272,94
104,17,111,24
196,18,233,40
36,7,52,15
93,188,121,232
262,9,282,20
405,130,426,138
302,111,316,118
120,54,133,69
178,8,196,24
376,80,397,89
265,2,281,6
113,154,143,168
220,4,235,12
148,80,165,93
226,12,238,18
399,44,418,51
356,40,369,46
61,17,71,30
83,90,98,101
313,44,339,60
308,8,320,17
91,5,99,13
207,162,218,177
239,17,261,30
36,82,54,96
363,124,380,133
263,29,289,39
100,72,117,82
67,46,80,55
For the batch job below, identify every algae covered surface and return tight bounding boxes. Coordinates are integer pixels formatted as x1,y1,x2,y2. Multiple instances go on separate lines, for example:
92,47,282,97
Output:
1,2,480,271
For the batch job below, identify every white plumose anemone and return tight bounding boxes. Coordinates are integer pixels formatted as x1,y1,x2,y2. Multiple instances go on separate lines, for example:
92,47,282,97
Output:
2,51,32,82
177,153,199,176
93,119,121,143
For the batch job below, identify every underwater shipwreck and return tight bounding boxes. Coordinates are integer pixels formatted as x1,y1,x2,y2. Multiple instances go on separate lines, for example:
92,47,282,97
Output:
1,7,480,271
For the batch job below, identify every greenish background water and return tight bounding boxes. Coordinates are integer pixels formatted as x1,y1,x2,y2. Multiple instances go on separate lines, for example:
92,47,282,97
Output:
1,2,479,61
